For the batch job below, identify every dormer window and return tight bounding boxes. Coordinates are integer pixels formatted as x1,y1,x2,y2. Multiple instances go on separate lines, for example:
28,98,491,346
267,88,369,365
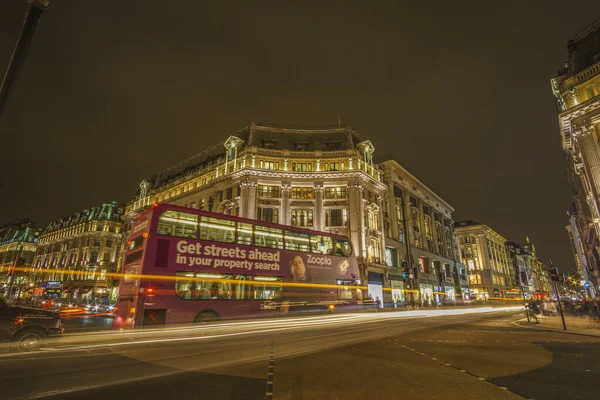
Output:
294,142,309,151
326,141,341,150
263,139,277,149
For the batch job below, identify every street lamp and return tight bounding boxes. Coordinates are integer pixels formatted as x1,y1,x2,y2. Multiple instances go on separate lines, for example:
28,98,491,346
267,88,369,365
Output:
0,0,51,124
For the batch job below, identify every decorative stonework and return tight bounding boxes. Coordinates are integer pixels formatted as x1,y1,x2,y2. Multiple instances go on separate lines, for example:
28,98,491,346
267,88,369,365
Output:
139,180,152,199
239,178,257,189
349,180,364,192
217,199,236,213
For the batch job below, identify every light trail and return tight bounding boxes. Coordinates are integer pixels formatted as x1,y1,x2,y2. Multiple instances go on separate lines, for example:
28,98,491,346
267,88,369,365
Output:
0,306,522,357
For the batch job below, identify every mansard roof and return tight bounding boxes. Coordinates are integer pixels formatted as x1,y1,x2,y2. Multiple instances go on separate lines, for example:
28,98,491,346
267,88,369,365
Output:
43,202,125,234
0,218,40,245
239,122,361,152
145,123,365,188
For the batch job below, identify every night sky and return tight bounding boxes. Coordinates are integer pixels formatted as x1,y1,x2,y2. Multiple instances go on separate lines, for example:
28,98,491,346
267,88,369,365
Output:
2,1,600,273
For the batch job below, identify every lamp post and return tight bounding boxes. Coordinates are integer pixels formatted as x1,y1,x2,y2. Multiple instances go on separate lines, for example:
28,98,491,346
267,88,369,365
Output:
0,0,51,125
6,241,23,301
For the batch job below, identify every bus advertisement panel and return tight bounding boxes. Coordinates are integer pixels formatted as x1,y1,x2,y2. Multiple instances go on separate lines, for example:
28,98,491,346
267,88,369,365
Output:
113,204,361,329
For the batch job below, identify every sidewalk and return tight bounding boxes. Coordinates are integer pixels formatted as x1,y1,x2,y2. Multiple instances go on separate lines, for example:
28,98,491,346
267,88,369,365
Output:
516,313,600,337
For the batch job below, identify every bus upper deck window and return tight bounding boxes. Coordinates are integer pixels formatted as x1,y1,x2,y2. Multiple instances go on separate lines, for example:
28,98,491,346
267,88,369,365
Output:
285,230,310,252
157,210,198,239
236,222,253,246
254,225,283,249
309,234,333,254
199,216,235,243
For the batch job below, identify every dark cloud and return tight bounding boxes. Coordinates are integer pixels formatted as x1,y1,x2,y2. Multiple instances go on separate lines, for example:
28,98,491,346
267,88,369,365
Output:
2,0,599,273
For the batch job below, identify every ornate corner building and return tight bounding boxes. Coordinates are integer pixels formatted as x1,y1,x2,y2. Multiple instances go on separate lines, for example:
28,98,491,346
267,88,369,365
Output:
552,18,600,296
128,123,468,306
31,202,126,301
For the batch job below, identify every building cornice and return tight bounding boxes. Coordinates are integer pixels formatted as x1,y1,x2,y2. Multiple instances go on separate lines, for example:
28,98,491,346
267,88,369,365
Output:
229,168,387,191
380,159,454,212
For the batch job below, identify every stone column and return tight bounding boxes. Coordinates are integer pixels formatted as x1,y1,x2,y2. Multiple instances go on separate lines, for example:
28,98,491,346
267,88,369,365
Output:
385,175,399,241
576,123,600,222
238,182,248,218
281,183,291,226
245,181,258,219
348,181,365,258
377,194,387,262
314,183,324,231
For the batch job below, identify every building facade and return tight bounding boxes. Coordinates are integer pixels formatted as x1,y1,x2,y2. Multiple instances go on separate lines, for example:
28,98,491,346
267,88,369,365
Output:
33,202,125,302
0,218,40,300
552,18,600,293
455,221,514,299
505,241,533,295
127,123,464,307
379,156,468,305
566,193,598,297
522,239,552,295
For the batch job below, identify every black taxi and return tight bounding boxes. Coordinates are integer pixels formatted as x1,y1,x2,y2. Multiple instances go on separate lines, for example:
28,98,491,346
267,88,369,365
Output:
0,295,64,351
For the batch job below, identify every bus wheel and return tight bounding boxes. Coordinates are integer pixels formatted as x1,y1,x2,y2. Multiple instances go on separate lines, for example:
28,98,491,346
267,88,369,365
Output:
193,311,220,323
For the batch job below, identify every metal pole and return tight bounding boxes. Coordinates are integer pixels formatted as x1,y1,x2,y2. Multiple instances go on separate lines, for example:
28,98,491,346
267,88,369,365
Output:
553,281,567,331
0,1,50,125
399,194,414,303
6,242,23,301
521,278,530,323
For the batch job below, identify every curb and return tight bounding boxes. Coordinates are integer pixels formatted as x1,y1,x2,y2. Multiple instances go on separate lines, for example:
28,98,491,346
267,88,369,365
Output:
511,318,600,338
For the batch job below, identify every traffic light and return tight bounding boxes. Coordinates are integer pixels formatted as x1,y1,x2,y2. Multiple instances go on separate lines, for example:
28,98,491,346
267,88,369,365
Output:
401,260,409,281
547,267,564,282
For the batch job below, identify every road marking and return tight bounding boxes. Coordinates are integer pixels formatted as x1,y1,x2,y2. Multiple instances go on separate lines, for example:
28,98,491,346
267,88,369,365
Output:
404,344,526,398
265,341,275,400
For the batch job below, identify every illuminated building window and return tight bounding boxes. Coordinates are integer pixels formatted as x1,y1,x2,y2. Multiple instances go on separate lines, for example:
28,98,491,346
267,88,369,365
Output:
259,160,279,170
469,273,482,285
324,186,347,199
291,209,313,227
291,162,312,172
366,206,379,230
410,197,422,248
257,185,281,198
291,187,314,199
257,207,279,224
325,208,347,227
418,257,429,273
324,162,345,171
385,247,398,267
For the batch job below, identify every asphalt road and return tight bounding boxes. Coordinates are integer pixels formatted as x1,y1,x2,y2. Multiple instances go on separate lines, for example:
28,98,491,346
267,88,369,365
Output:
1,307,598,400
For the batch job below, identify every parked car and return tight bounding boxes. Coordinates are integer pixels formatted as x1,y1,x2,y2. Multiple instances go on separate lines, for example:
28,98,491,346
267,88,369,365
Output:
0,295,64,351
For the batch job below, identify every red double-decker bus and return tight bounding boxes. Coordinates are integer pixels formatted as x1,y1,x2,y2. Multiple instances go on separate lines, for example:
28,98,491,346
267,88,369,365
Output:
113,204,362,328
